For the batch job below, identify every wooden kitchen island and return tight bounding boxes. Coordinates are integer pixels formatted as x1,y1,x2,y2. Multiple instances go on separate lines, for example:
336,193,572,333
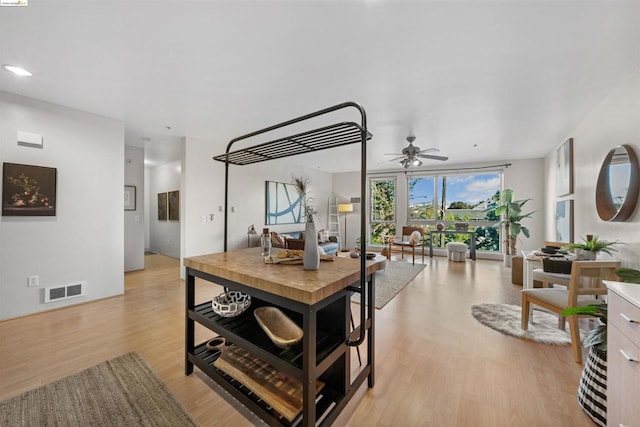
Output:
184,247,385,426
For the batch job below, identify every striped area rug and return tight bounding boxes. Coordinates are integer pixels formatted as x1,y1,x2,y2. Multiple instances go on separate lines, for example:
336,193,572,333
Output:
0,352,197,426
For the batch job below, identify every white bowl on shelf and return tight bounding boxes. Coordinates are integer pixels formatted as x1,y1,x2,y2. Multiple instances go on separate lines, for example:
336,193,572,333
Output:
212,291,251,317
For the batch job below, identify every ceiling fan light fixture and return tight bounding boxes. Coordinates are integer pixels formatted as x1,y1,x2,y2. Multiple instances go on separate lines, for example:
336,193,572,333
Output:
411,158,422,167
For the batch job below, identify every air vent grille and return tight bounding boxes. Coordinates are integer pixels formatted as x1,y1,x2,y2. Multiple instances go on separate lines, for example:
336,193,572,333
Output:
44,282,86,303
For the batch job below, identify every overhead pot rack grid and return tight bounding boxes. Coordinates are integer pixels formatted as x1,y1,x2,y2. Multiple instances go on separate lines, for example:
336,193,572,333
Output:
213,121,372,166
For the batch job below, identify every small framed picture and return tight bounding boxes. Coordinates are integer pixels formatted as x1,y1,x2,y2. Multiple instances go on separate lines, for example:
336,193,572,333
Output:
168,190,179,221
158,192,168,220
124,185,136,211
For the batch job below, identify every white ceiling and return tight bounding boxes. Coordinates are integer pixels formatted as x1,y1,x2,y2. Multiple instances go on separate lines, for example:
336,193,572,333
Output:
1,1,639,172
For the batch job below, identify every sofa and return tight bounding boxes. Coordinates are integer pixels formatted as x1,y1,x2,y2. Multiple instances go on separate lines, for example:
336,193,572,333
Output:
271,230,339,255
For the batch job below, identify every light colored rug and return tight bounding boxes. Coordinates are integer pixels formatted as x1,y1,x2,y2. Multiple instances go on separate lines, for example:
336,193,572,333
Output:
0,352,198,426
471,303,580,345
352,261,425,309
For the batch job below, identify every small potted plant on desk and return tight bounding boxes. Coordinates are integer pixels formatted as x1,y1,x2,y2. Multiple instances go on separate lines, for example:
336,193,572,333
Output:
564,235,620,261
561,267,640,427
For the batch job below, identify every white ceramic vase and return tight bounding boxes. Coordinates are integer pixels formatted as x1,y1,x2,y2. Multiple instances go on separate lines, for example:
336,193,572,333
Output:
303,219,320,270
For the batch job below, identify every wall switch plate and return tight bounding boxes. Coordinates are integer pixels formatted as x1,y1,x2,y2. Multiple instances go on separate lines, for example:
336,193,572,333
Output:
28,275,39,287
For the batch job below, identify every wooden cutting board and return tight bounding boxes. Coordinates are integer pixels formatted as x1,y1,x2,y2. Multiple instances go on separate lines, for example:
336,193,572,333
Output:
213,346,324,422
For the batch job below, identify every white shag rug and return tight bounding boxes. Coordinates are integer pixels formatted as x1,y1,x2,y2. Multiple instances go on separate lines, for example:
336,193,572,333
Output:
471,303,580,345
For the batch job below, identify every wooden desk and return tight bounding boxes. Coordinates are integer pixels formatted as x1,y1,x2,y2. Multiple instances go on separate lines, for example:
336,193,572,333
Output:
428,230,476,260
184,247,385,426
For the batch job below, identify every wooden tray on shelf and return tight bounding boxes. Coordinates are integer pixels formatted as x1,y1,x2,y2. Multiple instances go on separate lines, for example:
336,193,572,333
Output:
213,345,324,422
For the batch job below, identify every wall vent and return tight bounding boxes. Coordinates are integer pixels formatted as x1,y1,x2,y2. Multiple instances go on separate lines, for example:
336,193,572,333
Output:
44,281,86,303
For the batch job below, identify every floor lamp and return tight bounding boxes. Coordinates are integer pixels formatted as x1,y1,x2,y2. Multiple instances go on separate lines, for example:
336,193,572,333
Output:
338,203,354,251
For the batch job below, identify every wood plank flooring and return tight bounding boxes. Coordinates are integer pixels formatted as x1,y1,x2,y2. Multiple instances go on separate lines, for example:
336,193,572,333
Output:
0,253,594,426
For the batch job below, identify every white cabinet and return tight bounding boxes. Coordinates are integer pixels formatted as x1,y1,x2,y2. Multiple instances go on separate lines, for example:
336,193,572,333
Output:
606,281,640,427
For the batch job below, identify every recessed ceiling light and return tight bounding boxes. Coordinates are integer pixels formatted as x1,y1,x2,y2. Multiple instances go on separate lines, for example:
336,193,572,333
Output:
3,65,32,76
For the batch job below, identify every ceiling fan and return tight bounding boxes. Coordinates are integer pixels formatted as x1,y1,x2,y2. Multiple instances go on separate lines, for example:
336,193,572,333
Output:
385,136,449,168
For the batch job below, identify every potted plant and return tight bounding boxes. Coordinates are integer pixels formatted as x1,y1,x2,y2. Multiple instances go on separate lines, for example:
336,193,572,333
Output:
561,268,640,426
484,189,534,267
564,236,620,260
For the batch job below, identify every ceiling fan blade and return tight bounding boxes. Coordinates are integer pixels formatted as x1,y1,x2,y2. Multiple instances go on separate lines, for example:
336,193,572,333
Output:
418,148,439,154
417,154,449,161
384,153,404,156
383,156,406,162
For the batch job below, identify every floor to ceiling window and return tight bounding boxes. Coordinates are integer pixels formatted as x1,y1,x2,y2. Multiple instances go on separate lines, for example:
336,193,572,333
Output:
408,172,502,252
369,177,396,245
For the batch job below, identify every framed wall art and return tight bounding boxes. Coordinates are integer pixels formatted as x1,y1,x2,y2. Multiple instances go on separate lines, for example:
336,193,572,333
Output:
157,192,168,221
265,180,304,225
555,199,574,243
556,138,574,196
168,190,179,221
2,162,57,216
124,185,136,211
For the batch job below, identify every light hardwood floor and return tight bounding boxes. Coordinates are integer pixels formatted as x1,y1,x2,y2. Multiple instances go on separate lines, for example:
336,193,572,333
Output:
0,253,594,426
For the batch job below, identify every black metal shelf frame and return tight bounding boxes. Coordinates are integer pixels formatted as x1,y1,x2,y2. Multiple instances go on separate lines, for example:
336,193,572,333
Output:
216,101,372,348
187,102,375,426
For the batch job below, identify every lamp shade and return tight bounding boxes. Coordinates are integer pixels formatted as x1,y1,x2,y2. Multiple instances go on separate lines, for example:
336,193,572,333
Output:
338,203,354,213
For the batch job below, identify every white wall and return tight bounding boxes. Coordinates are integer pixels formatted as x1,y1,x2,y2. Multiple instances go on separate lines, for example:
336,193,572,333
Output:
182,138,334,273
148,160,181,258
0,91,124,320
543,69,640,269
124,146,144,271
333,158,546,253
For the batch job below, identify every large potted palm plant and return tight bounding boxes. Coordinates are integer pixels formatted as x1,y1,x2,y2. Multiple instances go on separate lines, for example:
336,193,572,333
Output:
561,268,640,426
484,189,534,267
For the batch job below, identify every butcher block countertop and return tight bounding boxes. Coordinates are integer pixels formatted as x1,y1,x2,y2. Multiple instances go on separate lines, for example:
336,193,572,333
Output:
184,247,386,305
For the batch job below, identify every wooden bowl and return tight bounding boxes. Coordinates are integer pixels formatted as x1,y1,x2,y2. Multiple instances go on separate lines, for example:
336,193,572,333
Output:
254,307,303,348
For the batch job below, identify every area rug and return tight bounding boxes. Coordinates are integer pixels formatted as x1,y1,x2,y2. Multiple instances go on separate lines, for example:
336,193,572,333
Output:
352,261,425,309
0,352,197,426
471,303,579,344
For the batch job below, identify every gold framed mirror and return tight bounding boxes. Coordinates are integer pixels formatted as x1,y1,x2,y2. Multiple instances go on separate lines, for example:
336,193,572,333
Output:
596,144,639,221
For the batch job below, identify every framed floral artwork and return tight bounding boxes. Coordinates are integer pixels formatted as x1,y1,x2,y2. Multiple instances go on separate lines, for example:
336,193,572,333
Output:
2,162,56,216
158,192,167,221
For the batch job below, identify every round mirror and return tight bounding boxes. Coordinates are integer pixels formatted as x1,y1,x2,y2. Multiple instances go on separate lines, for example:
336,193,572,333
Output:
596,144,639,221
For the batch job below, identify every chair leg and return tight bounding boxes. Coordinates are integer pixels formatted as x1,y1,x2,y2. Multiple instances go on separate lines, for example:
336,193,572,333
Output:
521,294,530,330
558,316,566,331
568,315,583,364
412,246,415,265
350,312,362,366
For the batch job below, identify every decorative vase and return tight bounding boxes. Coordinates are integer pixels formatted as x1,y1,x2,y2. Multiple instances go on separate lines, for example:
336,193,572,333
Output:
303,219,320,270
503,253,513,268
577,347,607,426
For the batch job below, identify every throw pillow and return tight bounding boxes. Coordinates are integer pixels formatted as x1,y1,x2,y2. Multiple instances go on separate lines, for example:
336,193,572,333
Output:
318,228,330,243
408,230,422,244
271,231,285,247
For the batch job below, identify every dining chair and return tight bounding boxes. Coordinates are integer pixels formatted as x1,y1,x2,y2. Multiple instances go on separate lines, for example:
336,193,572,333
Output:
521,260,620,364
387,226,425,265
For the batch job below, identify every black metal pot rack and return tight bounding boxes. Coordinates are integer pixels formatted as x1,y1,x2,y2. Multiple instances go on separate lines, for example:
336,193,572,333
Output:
215,101,372,346
207,101,374,424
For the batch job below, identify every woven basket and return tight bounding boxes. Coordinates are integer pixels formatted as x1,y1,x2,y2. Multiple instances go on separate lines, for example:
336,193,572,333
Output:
577,347,607,427
542,258,573,274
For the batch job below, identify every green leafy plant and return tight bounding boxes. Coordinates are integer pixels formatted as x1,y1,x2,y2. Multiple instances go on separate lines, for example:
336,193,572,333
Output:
483,189,534,255
561,268,640,351
565,236,620,255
